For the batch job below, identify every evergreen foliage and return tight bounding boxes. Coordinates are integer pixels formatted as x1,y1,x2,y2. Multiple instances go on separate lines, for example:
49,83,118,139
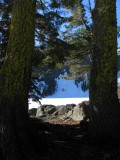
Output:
0,0,120,100
0,0,120,153
0,0,94,99
58,0,93,90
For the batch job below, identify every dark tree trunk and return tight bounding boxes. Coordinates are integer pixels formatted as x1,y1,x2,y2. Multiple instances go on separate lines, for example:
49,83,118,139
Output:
0,0,36,159
89,0,120,142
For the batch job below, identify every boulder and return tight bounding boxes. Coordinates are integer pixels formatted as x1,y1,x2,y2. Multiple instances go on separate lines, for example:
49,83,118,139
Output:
36,106,44,117
36,105,56,118
45,105,56,114
72,104,85,121
67,110,73,118
35,102,90,123
80,101,90,120
65,103,76,108
56,105,67,115
29,108,37,117
57,104,75,115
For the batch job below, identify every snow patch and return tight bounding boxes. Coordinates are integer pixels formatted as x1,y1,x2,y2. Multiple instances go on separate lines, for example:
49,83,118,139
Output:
118,71,120,86
29,98,89,109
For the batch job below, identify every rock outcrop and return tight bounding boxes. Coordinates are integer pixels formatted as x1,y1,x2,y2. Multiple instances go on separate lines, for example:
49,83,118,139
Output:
36,105,56,117
33,101,89,123
29,108,37,117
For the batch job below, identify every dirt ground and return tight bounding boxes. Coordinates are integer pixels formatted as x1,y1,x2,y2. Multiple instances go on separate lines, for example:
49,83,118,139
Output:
28,86,120,160
29,118,120,160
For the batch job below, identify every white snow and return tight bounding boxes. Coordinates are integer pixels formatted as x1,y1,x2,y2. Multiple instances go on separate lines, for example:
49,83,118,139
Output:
29,77,89,109
118,48,120,55
29,71,120,109
118,78,120,86
118,71,120,86
29,98,89,109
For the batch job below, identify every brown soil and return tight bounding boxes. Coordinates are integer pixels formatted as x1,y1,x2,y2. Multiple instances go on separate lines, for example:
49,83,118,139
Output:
29,118,120,160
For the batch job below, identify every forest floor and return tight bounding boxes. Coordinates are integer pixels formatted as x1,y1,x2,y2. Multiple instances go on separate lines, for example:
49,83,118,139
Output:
29,118,120,160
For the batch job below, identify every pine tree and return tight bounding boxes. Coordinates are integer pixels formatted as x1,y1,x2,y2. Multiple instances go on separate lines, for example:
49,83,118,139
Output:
0,0,36,159
89,0,120,142
59,0,92,88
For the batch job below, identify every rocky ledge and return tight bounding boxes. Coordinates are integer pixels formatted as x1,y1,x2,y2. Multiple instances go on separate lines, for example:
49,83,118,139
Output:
29,101,89,124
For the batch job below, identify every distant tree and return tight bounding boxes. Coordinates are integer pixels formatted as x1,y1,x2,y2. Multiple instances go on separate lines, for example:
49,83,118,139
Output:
58,0,92,90
89,0,120,142
30,0,73,99
0,0,36,159
0,0,70,99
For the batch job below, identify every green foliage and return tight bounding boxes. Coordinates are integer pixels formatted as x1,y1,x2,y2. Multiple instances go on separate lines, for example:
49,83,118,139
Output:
0,0,92,101
58,0,93,86
0,0,69,99
0,0,94,99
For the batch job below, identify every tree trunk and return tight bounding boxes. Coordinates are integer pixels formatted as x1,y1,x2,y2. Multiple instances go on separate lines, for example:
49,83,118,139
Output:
89,0,120,142
0,0,36,159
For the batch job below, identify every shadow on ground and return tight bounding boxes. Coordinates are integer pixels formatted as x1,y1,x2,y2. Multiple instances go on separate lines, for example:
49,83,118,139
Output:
29,118,120,160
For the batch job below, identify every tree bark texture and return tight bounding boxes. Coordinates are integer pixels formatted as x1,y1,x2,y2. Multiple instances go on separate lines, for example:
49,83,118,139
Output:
0,0,36,159
89,0,120,142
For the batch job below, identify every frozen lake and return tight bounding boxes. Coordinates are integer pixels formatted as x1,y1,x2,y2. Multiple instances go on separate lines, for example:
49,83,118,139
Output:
29,98,89,109
29,71,120,109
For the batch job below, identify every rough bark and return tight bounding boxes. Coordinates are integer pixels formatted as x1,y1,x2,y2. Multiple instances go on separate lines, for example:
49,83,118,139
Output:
0,0,36,159
89,0,120,142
